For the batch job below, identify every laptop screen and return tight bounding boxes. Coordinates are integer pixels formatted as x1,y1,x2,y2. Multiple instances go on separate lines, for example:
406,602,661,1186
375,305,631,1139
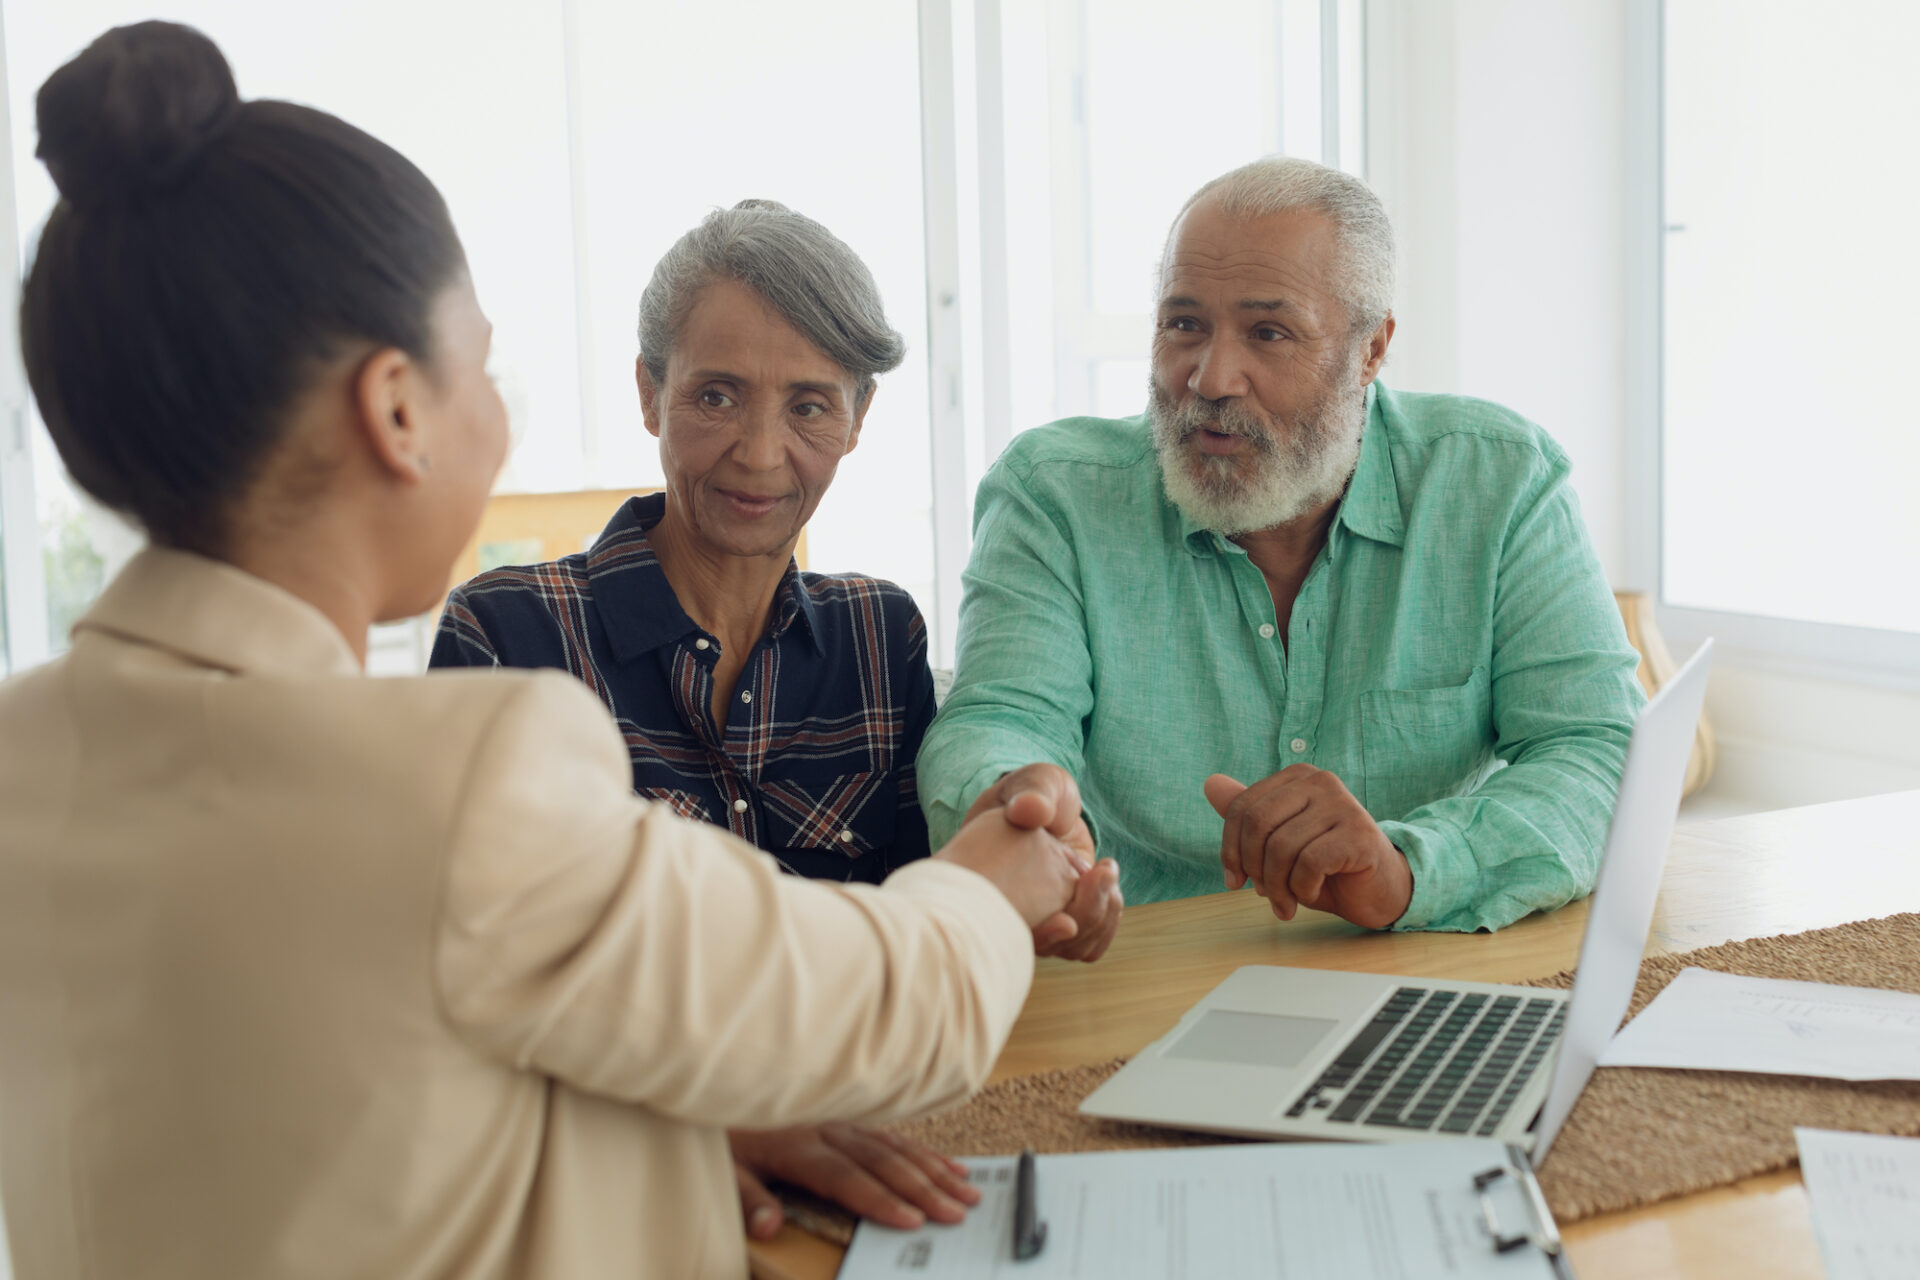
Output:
1531,640,1714,1159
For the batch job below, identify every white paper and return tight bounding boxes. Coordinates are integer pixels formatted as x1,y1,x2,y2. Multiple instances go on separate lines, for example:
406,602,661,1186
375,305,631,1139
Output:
1795,1128,1920,1280
1597,968,1920,1081
838,1139,1562,1280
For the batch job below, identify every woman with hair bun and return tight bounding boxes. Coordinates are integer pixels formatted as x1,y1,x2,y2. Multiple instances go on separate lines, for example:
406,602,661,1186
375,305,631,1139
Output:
0,22,1088,1280
430,195,1126,1237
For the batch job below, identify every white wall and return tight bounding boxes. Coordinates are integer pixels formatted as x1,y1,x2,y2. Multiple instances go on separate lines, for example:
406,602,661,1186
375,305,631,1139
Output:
1700,664,1920,816
1366,0,1920,818
1367,0,1627,580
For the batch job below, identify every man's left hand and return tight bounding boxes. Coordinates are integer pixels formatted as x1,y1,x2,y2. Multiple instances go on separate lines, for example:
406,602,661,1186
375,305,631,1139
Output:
1204,767,1413,929
729,1124,980,1240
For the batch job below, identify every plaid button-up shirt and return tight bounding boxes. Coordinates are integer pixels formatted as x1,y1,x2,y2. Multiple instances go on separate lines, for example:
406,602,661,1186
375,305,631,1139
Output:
431,494,935,883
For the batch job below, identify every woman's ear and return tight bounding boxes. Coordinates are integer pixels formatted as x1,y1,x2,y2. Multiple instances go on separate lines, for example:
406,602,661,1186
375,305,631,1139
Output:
636,357,663,439
353,346,432,482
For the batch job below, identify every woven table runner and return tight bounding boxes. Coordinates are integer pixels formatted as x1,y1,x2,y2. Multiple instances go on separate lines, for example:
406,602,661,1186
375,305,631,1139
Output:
873,911,1920,1227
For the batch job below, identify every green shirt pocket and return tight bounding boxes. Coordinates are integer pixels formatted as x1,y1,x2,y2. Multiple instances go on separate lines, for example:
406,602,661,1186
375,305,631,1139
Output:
1358,665,1494,820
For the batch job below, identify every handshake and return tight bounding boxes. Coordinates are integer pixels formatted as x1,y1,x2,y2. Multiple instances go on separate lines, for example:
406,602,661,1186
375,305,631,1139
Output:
937,759,1419,950
933,763,1123,963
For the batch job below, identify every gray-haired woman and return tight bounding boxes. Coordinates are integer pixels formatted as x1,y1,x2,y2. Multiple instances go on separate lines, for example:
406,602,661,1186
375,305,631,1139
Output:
433,200,1120,1241
435,199,929,882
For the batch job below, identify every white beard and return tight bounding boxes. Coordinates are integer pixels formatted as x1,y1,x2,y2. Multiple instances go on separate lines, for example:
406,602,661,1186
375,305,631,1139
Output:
1148,364,1367,537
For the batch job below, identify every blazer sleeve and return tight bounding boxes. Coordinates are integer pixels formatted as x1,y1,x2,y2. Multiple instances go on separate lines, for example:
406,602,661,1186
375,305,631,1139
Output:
432,672,1033,1128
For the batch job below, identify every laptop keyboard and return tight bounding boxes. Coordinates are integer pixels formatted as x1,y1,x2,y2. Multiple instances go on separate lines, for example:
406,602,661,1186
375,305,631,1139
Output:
1283,987,1566,1135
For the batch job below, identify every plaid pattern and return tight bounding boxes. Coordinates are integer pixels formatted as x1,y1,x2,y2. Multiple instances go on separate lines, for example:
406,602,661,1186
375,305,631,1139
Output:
432,493,935,883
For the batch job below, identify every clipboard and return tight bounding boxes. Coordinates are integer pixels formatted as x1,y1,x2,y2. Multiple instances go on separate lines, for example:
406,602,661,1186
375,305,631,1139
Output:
1476,1145,1574,1279
839,1137,1575,1279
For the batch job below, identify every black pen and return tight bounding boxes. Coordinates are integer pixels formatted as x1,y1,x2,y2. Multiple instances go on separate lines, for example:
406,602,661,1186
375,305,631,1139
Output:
1012,1147,1047,1261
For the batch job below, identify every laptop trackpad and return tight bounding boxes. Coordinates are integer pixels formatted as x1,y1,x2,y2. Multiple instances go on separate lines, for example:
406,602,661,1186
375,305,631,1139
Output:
1163,1010,1340,1069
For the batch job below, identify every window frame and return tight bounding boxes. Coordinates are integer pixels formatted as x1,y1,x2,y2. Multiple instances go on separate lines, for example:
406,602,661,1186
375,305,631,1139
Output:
1627,0,1920,692
1035,0,1364,426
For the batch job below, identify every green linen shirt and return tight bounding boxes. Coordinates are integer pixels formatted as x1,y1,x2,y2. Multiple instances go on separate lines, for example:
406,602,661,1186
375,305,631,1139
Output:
917,382,1645,932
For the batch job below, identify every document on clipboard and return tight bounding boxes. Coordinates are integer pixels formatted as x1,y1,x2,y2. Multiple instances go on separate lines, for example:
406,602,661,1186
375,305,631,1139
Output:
838,1138,1572,1279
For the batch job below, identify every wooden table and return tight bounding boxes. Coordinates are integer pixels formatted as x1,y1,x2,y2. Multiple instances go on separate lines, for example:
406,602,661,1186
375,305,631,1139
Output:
752,790,1920,1279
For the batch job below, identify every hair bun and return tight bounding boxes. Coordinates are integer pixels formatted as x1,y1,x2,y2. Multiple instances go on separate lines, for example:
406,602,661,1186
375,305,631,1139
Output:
35,21,240,211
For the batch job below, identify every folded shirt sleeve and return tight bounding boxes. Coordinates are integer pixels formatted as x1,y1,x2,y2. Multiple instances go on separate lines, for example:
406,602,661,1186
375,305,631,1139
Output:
1383,457,1646,933
433,672,1034,1128
917,456,1099,850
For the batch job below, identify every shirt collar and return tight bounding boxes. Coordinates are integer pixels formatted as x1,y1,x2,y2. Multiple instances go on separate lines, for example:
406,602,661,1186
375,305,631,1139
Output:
775,562,826,655
74,545,363,678
1334,381,1406,550
586,492,824,663
1174,496,1228,558
1171,380,1405,557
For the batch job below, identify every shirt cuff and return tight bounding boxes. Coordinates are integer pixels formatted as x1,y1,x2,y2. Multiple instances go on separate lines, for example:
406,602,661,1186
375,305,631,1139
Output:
1378,815,1479,933
926,762,1026,849
933,763,1104,854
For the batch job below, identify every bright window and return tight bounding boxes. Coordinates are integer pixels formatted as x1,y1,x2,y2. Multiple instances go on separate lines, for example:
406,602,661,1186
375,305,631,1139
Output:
0,0,1357,670
5,0,590,655
995,0,1360,440
1663,0,1920,637
564,1,935,611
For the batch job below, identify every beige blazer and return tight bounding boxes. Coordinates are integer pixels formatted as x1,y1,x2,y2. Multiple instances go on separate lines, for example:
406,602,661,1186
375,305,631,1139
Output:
0,548,1032,1279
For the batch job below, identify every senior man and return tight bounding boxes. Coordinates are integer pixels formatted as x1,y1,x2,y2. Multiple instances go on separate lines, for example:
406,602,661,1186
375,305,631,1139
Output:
918,156,1644,933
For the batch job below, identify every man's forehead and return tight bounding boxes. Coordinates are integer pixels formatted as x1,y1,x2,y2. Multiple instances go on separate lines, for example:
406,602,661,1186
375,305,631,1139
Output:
1158,201,1339,307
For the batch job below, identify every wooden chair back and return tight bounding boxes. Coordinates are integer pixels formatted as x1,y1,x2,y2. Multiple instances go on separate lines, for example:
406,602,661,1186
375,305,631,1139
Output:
1615,590,1717,797
448,488,809,593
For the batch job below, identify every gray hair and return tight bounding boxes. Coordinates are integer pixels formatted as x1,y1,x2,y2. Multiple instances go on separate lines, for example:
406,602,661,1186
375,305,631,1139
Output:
637,199,905,406
1170,156,1395,335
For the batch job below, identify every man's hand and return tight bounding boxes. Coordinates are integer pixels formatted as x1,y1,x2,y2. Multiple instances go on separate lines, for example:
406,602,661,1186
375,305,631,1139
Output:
1204,767,1413,929
963,763,1122,962
729,1124,980,1240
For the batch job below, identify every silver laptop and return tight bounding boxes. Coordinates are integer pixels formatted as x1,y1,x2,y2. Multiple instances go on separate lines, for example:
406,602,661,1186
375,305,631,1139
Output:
1081,640,1714,1158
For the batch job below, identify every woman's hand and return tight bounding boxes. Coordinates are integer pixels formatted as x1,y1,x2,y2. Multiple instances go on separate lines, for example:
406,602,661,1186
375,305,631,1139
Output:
932,800,1084,931
729,1124,980,1239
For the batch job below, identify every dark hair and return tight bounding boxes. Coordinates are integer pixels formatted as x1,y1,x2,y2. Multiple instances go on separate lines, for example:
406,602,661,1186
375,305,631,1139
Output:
20,21,467,552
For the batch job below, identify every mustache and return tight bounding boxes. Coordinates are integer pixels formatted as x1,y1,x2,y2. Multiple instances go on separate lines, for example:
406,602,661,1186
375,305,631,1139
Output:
1149,384,1279,453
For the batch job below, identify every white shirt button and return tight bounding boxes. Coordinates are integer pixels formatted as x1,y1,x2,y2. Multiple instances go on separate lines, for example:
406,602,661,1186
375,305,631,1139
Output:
694,638,710,650
733,798,749,813
1290,738,1308,754
740,690,753,704
839,829,855,844
1258,623,1276,639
